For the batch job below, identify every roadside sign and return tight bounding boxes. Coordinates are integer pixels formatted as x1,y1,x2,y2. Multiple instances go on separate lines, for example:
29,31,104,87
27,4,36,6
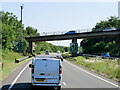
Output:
70,43,78,53
14,42,24,52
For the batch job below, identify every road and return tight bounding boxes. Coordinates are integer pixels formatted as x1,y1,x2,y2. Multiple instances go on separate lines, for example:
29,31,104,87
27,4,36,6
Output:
1,53,119,90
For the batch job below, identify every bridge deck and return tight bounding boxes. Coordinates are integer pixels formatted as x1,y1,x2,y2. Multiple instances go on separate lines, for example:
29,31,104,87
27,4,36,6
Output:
25,30,120,42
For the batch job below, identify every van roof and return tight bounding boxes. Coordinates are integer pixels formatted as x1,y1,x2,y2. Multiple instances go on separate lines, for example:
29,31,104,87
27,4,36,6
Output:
35,56,56,58
33,58,60,61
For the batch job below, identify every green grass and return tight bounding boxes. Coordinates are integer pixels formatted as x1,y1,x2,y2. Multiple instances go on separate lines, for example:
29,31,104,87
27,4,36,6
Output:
0,50,2,81
0,63,2,81
66,56,120,81
0,50,33,81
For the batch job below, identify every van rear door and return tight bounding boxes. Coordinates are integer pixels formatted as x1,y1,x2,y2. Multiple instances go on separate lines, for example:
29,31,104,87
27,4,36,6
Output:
46,59,59,83
34,59,47,83
34,59,60,84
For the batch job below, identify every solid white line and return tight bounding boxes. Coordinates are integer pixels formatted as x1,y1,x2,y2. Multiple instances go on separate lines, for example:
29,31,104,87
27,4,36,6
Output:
63,82,67,86
8,61,32,90
64,60,119,88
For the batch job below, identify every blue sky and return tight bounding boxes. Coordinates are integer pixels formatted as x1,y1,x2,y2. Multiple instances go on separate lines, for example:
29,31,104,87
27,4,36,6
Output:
2,2,118,46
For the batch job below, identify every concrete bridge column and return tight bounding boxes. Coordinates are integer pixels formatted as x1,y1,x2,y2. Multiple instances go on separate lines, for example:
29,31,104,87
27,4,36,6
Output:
72,38,77,43
29,41,33,54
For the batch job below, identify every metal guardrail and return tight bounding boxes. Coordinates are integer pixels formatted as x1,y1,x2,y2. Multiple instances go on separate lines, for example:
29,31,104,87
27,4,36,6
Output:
40,28,92,36
17,56,29,61
82,54,120,60
15,56,32,63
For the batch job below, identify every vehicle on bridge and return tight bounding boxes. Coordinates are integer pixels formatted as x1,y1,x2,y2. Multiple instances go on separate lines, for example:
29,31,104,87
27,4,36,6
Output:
103,27,116,31
29,58,62,90
64,30,76,34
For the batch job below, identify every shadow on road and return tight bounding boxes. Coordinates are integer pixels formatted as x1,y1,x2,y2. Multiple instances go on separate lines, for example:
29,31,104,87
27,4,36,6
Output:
1,83,59,90
1,83,118,90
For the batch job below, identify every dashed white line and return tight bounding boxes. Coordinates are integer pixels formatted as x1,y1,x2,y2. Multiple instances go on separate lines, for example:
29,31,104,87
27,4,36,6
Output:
8,61,32,90
63,82,67,86
64,60,119,88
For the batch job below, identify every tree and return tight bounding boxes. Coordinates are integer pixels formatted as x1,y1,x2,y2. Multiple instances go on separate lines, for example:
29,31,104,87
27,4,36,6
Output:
80,16,119,56
1,11,67,55
26,26,40,37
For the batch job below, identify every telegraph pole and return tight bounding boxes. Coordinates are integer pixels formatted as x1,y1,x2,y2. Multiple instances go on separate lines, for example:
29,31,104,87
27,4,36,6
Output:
20,4,23,42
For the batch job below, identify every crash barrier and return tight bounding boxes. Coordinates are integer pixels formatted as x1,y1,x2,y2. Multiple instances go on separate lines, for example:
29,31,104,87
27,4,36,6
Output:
82,54,119,60
15,55,32,63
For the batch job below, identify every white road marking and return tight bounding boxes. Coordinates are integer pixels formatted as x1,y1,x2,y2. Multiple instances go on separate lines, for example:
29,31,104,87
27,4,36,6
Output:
64,60,119,88
63,82,67,85
8,61,32,90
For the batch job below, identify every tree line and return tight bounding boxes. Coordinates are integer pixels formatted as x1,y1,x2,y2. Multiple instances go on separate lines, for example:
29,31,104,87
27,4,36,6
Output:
1,11,119,56
80,16,119,56
1,11,69,55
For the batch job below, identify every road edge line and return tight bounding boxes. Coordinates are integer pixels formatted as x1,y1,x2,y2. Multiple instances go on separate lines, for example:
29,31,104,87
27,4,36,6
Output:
8,61,32,90
64,60,119,88
63,82,67,86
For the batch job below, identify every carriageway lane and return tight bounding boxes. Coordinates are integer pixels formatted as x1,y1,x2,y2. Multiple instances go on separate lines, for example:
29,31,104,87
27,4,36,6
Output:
1,55,119,90
62,60,119,88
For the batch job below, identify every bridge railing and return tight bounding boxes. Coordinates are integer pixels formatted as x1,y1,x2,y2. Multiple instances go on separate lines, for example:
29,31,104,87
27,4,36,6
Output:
40,28,92,36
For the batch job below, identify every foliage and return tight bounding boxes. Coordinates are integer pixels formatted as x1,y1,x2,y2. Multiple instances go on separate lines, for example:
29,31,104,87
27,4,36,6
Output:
35,42,66,54
1,11,69,55
81,16,119,56
1,49,32,81
26,26,40,37
66,56,120,81
62,53,71,58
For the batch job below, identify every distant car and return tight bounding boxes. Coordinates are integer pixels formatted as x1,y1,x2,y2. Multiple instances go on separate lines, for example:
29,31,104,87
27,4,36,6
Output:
64,31,76,34
57,50,60,54
45,50,49,55
60,56,63,62
56,56,63,62
79,51,82,56
77,51,82,56
101,53,110,57
103,27,116,31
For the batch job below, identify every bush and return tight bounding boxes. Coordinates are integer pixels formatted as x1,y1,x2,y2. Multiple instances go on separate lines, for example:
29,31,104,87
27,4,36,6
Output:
62,53,71,58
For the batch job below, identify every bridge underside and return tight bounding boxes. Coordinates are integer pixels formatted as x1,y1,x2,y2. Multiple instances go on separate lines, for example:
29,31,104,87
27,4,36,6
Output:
25,30,120,57
26,30,120,42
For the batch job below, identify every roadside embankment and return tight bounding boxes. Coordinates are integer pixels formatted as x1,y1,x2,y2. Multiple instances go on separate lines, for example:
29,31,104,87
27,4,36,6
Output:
0,50,33,82
62,53,120,81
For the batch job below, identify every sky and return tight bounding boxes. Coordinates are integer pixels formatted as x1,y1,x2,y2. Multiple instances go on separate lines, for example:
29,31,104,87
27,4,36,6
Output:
1,1,118,46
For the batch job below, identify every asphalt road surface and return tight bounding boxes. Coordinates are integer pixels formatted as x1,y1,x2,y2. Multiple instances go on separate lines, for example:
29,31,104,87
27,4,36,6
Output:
0,53,119,90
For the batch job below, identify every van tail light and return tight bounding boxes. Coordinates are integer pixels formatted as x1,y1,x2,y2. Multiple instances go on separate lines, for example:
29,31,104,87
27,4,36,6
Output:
59,66,62,74
32,69,34,73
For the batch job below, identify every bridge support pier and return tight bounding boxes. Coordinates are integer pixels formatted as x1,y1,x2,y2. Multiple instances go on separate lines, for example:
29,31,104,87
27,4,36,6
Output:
72,38,78,57
29,41,33,54
72,38,77,43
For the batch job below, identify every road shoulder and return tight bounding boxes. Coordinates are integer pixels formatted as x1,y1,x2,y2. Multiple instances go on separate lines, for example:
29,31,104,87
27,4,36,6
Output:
64,59,119,87
0,59,32,89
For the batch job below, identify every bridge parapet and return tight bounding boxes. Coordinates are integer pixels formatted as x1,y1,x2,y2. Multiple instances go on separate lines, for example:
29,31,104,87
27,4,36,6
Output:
40,28,92,36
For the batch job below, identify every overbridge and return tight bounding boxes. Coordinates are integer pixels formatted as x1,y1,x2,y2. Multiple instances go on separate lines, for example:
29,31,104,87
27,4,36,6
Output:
25,30,120,56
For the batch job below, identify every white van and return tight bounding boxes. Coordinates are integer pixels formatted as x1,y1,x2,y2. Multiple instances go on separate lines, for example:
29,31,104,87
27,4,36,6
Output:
29,58,62,90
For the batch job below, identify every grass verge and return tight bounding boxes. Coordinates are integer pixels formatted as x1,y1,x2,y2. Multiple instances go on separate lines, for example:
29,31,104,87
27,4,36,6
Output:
0,50,33,82
65,56,120,81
